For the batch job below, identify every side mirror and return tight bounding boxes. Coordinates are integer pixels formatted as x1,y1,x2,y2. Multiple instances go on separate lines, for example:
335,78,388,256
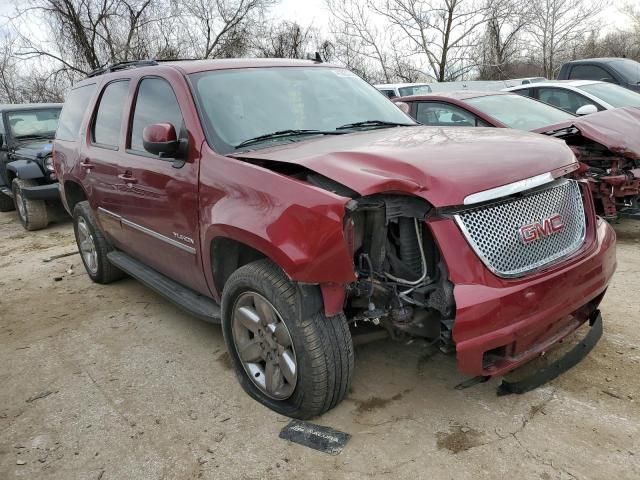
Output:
394,101,410,114
142,123,186,168
143,123,178,156
575,104,598,116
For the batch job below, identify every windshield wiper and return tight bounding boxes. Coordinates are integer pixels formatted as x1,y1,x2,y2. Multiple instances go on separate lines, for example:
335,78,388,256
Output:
336,120,415,130
234,129,347,150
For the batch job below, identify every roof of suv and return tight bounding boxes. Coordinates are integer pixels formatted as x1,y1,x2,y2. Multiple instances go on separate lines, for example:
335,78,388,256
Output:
0,103,62,112
84,58,337,80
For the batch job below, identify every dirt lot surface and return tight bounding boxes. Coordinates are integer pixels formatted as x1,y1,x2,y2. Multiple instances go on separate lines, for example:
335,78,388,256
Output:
1,209,639,480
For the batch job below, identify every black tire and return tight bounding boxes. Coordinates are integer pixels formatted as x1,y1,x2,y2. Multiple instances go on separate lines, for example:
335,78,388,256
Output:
221,259,354,419
0,191,15,212
72,201,125,284
12,178,48,230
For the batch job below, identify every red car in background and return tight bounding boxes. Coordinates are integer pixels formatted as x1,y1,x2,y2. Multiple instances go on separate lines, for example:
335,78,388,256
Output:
396,91,640,220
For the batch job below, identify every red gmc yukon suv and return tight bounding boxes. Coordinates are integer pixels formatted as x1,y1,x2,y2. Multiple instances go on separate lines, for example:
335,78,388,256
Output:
54,59,616,418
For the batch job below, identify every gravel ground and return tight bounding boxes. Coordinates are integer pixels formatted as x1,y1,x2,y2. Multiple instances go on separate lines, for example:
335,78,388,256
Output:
0,208,638,480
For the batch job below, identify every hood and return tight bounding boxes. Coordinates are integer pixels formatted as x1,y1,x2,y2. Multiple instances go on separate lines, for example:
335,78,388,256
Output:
12,140,54,161
534,107,640,159
231,126,576,207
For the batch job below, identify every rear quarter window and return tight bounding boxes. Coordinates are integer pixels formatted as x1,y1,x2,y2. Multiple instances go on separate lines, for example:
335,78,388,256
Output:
92,80,130,148
56,84,97,141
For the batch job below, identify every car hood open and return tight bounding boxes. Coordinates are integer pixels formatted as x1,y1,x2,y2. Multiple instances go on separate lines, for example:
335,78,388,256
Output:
534,107,640,160
231,126,576,207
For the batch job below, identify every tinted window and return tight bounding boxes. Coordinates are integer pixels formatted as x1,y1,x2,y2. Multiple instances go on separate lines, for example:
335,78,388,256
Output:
537,87,595,113
512,88,532,98
610,59,640,83
577,82,640,108
415,102,489,127
57,84,96,141
379,89,396,98
93,81,129,147
130,78,184,152
465,94,575,131
569,65,615,82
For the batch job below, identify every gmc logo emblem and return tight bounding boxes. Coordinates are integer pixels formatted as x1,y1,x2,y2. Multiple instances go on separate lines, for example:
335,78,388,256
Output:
518,214,564,244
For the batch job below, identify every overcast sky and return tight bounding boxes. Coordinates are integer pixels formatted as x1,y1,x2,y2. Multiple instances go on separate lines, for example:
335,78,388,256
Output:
272,0,634,32
0,0,634,40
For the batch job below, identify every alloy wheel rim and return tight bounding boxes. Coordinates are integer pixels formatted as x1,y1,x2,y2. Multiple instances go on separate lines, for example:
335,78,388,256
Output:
77,217,98,274
231,292,298,400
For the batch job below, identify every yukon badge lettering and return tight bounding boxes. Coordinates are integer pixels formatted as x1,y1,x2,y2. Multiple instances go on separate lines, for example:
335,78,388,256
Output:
172,232,195,244
518,214,564,244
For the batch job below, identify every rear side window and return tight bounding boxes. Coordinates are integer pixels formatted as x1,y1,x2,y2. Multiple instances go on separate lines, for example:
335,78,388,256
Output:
569,65,615,83
512,88,532,98
129,78,184,153
537,87,594,114
93,80,130,148
56,84,96,141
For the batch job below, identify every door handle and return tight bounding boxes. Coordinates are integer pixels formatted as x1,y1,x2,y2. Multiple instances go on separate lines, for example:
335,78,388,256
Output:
118,173,138,184
80,159,95,169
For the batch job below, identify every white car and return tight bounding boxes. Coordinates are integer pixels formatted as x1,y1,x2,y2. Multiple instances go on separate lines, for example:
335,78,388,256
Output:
504,80,640,114
375,83,432,98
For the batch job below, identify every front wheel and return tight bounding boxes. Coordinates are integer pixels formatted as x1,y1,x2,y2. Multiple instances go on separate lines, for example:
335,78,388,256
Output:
221,259,354,419
12,178,48,230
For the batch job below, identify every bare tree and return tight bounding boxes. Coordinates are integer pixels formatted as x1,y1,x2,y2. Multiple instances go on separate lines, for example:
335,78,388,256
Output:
374,0,490,81
11,0,167,74
180,0,274,59
476,0,531,79
526,0,604,78
327,0,393,82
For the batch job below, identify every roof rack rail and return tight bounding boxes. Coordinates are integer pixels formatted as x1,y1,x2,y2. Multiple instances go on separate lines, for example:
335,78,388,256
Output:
86,59,159,78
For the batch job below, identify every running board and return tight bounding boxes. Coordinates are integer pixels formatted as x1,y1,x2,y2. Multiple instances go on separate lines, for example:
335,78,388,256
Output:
107,251,221,324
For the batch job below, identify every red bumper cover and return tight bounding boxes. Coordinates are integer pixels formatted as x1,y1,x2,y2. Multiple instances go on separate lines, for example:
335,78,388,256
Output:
430,210,617,378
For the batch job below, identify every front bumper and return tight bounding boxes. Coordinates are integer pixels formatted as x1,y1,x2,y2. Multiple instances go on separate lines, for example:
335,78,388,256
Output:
21,182,60,201
430,213,616,378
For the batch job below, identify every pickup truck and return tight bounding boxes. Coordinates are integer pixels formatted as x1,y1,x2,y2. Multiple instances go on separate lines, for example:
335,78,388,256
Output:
54,59,616,418
558,58,640,93
0,103,63,230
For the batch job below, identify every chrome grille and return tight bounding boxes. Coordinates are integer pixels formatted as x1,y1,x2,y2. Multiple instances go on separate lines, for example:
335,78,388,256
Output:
454,180,586,278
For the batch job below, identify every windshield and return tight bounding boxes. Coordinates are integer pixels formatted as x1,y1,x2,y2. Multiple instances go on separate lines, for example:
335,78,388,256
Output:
577,82,640,108
398,84,432,96
190,67,414,153
7,108,61,139
610,59,640,83
465,94,575,130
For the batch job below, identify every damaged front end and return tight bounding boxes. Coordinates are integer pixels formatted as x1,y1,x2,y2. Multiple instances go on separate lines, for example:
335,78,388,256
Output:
540,108,640,220
342,194,456,350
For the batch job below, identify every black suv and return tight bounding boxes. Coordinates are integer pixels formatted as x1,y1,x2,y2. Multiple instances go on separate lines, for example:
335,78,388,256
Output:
0,103,63,230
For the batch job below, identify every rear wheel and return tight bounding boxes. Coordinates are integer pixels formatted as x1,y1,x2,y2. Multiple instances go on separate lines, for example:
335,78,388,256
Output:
12,178,48,230
221,259,354,419
73,201,124,284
